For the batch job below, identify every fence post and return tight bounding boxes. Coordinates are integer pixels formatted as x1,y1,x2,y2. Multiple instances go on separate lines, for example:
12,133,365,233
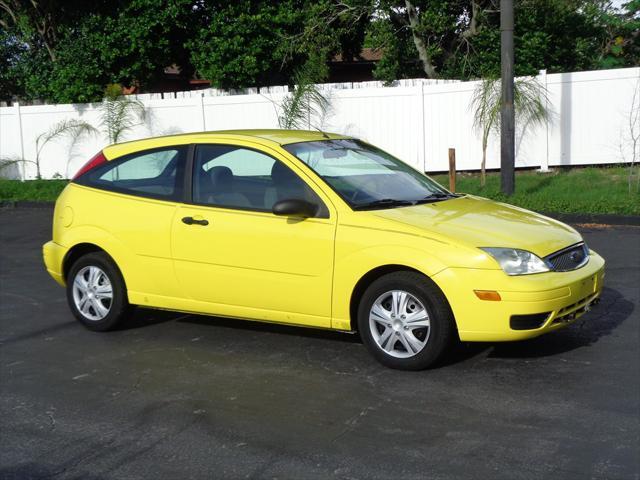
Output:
539,69,550,172
448,148,456,192
419,82,426,171
15,102,26,181
199,94,207,131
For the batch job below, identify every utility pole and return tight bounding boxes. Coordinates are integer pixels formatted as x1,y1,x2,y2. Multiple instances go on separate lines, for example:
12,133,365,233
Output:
500,0,515,195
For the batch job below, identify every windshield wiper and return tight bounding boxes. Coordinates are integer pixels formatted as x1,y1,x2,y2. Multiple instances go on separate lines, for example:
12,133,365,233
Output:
353,198,416,210
414,192,463,204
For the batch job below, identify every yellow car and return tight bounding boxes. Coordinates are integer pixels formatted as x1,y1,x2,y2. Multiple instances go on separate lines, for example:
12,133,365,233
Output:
43,130,604,370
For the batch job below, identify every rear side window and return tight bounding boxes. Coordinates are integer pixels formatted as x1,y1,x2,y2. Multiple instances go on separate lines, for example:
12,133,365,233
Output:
75,147,186,201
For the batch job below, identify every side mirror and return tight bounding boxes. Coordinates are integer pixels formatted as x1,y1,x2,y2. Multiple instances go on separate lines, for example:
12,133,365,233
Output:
272,199,318,218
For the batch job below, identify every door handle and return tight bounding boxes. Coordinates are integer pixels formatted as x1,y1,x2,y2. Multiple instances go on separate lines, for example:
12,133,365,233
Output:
182,216,209,226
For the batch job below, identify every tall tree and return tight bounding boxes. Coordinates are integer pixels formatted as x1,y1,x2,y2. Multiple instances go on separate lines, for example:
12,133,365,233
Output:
1,0,198,103
189,1,308,89
0,0,73,61
1,0,636,104
596,0,639,69
366,0,495,80
0,29,26,101
365,0,634,82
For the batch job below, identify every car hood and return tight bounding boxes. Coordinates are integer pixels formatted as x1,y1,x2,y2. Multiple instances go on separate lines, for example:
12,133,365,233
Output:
369,195,582,258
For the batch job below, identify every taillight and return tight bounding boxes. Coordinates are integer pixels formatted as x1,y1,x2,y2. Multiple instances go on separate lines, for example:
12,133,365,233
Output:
72,151,107,180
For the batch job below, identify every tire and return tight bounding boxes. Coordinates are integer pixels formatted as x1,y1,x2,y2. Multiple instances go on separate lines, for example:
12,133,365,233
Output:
66,252,130,331
357,271,456,370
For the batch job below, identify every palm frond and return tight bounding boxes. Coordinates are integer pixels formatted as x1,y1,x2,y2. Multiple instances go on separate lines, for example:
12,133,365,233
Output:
0,156,35,180
99,95,145,144
29,119,98,179
514,77,550,129
471,78,501,138
470,76,551,187
278,65,329,130
471,76,551,137
0,156,30,170
35,119,98,156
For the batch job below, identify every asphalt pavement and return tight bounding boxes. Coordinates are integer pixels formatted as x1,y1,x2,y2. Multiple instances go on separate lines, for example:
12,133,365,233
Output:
1,207,638,480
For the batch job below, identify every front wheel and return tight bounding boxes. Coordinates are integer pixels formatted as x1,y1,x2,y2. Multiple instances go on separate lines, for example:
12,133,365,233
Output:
357,271,456,370
66,252,130,331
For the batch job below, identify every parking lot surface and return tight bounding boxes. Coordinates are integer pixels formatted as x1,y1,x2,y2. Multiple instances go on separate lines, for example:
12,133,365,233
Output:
1,207,638,480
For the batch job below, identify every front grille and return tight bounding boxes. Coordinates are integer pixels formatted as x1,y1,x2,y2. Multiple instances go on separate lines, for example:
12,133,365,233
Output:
545,243,589,272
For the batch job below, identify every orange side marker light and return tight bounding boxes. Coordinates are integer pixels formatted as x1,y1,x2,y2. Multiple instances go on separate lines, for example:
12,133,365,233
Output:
474,290,501,301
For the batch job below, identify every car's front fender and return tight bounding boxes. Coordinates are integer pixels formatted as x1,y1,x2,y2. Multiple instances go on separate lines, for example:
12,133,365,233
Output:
331,243,449,330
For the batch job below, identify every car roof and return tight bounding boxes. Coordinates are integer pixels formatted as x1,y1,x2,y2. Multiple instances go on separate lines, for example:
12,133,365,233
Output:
102,129,349,160
216,129,348,144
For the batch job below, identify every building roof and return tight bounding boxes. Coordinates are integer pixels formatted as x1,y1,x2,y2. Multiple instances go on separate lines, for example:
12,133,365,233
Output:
331,48,384,63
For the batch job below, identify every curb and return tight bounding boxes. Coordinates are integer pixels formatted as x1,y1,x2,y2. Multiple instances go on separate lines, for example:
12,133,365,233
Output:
1,200,639,226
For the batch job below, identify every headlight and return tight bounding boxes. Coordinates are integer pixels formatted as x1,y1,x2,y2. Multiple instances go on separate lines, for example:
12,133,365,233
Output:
480,247,550,275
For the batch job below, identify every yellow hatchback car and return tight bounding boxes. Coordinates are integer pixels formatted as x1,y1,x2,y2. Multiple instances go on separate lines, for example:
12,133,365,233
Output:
43,130,605,370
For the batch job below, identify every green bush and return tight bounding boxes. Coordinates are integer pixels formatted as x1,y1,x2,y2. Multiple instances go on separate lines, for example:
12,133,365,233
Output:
0,179,68,202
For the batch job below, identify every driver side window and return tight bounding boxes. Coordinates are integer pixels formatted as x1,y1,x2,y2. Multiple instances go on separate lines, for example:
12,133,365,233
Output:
192,145,327,217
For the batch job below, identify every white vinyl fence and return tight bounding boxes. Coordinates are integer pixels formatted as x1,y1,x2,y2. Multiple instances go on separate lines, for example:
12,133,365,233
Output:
0,67,638,180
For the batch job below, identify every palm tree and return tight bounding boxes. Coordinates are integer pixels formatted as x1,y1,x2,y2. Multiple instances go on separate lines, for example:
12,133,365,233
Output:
98,83,146,144
278,62,330,131
471,77,550,186
1,84,145,180
1,119,97,180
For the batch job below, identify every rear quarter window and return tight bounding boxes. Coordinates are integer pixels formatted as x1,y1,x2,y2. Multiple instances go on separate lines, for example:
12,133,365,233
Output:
75,146,187,201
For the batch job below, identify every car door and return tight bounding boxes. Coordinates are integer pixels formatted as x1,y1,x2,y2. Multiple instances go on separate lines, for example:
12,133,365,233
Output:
171,143,336,328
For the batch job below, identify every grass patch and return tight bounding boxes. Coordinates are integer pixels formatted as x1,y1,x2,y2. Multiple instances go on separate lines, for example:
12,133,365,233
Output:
0,166,638,215
0,179,68,202
431,166,639,216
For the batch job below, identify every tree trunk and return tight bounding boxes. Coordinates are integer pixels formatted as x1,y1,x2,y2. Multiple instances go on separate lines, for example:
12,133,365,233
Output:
41,39,56,62
404,0,438,78
500,0,515,195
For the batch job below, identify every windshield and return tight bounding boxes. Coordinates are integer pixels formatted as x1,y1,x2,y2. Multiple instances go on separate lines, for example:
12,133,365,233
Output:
284,139,456,210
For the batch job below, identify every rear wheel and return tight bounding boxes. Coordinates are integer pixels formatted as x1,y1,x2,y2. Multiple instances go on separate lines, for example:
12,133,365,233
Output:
357,271,456,370
66,252,130,331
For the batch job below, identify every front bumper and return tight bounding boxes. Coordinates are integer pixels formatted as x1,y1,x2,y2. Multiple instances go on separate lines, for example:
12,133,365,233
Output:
433,250,605,342
43,241,67,286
